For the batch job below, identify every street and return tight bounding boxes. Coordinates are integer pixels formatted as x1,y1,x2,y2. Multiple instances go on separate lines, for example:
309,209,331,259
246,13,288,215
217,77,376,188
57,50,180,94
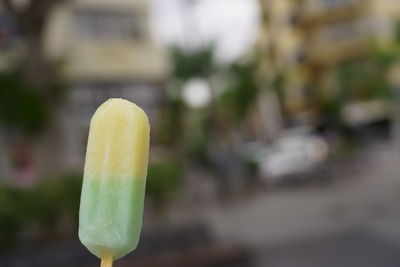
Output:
202,141,400,266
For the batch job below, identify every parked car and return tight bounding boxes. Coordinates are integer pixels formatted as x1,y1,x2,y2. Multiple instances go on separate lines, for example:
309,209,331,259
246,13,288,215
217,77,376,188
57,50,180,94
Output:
245,127,329,185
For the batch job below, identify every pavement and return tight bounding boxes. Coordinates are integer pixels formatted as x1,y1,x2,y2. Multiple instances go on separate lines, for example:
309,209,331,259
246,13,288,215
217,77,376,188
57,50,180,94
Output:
255,230,400,267
198,141,400,266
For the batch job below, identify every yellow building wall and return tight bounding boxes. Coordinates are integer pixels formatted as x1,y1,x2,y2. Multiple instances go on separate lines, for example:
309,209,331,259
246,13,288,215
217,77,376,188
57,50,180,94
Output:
45,0,169,82
302,0,400,65
258,0,400,117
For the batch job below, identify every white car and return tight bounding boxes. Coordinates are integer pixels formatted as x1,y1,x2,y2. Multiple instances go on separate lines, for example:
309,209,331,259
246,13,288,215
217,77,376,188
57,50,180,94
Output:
254,128,329,184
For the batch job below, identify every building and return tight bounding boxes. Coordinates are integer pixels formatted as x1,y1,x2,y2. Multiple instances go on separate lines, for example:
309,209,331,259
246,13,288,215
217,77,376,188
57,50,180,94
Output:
258,0,308,120
0,0,169,179
258,0,400,124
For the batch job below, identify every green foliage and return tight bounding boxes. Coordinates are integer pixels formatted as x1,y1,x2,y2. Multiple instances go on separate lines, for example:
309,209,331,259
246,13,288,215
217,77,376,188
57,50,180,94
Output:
32,173,82,227
0,173,82,249
184,112,211,162
155,98,185,146
0,165,185,250
167,46,261,163
0,186,24,248
370,48,399,66
318,95,344,129
338,59,392,101
219,61,260,121
317,47,395,130
157,46,216,147
146,159,183,202
0,71,48,133
271,72,287,116
171,45,215,81
395,21,400,44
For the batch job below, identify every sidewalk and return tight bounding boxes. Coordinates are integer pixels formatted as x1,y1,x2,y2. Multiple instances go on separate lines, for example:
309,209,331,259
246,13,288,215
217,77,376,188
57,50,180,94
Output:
200,141,400,266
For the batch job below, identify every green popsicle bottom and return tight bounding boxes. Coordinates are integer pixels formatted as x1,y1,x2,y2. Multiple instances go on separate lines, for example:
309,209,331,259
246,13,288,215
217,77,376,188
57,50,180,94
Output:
79,175,146,260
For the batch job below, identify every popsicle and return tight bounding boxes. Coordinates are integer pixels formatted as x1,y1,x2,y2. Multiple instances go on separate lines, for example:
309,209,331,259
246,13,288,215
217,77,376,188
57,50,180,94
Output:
78,98,150,266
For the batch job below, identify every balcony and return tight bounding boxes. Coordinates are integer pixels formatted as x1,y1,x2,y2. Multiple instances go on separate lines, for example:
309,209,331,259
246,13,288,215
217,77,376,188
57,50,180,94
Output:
65,41,169,82
46,5,170,82
306,21,372,65
304,18,390,65
299,0,364,25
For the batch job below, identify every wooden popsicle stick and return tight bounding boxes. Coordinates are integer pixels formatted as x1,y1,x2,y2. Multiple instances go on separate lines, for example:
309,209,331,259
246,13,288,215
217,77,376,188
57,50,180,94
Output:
101,253,113,267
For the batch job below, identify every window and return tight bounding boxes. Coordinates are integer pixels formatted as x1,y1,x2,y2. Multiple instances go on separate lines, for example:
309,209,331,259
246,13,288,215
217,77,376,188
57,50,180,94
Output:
363,17,392,38
321,0,359,10
296,51,306,64
0,13,19,47
320,21,359,42
75,9,142,40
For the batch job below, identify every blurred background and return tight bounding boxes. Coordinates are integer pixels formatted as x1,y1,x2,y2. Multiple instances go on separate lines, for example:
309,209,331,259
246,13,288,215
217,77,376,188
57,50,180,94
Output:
1,0,400,266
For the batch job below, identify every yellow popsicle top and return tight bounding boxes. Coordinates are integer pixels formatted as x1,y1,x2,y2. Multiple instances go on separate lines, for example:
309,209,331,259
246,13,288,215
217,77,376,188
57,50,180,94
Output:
84,98,150,179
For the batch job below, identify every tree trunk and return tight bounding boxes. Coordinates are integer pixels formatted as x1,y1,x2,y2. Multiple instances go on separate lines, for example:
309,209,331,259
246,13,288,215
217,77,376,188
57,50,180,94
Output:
23,35,49,87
